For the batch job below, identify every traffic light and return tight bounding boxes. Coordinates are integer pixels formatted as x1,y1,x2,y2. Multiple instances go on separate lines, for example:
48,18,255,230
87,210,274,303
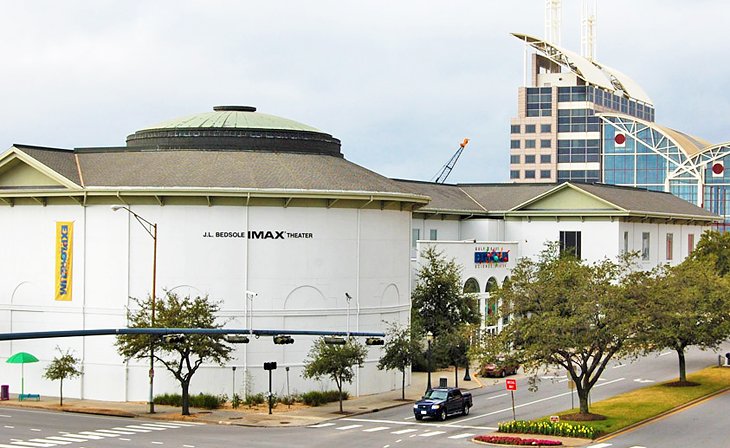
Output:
162,334,186,344
324,336,346,345
224,335,250,344
273,335,294,345
365,337,384,346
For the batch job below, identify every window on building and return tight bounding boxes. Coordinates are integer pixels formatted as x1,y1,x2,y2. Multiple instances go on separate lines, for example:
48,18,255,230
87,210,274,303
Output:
525,140,536,148
540,139,551,148
642,232,650,260
559,231,581,259
524,155,535,164
688,233,695,254
463,277,480,293
525,124,536,133
538,170,550,179
666,233,674,260
623,231,629,253
510,155,520,164
510,140,520,149
541,124,552,133
411,228,420,249
510,170,520,179
524,170,536,179
429,229,438,240
510,124,521,133
540,154,551,163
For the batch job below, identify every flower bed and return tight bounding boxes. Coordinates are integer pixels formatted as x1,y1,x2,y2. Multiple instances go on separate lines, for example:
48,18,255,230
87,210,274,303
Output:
474,435,562,446
499,420,598,439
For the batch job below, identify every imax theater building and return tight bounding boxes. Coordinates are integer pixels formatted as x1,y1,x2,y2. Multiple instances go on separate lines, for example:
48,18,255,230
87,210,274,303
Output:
0,105,716,402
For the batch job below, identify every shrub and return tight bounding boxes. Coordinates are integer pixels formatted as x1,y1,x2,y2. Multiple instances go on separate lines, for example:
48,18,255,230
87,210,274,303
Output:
154,393,181,406
278,394,298,406
231,393,241,409
300,390,348,406
245,392,266,408
474,435,562,446
189,393,226,409
498,420,599,439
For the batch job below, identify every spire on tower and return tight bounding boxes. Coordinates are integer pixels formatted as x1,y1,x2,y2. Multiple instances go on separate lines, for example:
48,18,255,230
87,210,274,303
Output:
545,0,562,45
581,0,597,61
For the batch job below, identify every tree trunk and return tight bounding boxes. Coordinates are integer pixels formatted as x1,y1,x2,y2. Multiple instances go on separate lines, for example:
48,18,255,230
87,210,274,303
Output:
577,386,590,415
59,379,64,407
401,368,406,400
677,348,687,382
337,380,343,413
181,380,191,416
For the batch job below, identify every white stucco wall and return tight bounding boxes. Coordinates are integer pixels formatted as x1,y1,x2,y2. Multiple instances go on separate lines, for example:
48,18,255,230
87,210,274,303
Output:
0,203,412,401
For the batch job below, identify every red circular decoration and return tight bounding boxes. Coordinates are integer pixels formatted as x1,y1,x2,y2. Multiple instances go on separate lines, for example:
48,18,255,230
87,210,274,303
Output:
712,163,724,175
614,134,626,145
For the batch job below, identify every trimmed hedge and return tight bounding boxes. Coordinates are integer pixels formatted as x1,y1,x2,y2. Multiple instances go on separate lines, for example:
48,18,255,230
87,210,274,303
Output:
300,390,348,407
153,393,226,409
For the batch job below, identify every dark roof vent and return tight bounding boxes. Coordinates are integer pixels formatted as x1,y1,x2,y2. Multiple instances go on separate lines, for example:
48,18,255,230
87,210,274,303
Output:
213,105,256,112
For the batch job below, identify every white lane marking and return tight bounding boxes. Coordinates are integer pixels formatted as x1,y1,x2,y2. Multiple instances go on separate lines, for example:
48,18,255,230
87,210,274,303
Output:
487,393,508,400
659,351,672,356
628,446,646,448
0,415,11,418
30,440,70,446
140,423,176,429
151,443,163,445
634,378,655,383
363,426,390,432
81,431,118,437
336,424,362,430
46,436,88,443
308,423,335,428
459,377,626,423
0,445,34,448
4,426,14,429
127,424,165,431
115,426,151,433
418,431,445,437
587,443,612,448
448,433,475,439
30,429,41,432
120,438,131,441
342,417,495,431
612,364,627,369
183,446,195,448
94,429,136,435
404,416,414,420
6,441,56,447
391,429,417,435
58,433,104,440
142,423,187,428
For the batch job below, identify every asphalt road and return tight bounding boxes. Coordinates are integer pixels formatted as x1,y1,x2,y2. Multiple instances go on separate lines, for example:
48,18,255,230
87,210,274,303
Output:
1,344,727,448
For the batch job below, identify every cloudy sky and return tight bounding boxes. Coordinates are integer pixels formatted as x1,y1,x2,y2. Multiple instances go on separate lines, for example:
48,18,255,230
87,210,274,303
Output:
1,0,727,183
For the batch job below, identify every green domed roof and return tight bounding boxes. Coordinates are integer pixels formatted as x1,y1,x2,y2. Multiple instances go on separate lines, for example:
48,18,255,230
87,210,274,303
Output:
139,106,321,133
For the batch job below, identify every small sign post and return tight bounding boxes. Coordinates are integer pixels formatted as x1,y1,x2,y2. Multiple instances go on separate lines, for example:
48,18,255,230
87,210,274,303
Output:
264,362,277,414
505,379,517,420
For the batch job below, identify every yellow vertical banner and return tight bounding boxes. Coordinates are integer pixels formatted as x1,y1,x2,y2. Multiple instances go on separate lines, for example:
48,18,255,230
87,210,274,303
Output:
55,221,74,301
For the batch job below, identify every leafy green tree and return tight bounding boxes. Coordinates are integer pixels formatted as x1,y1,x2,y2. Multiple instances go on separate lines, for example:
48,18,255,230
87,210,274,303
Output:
486,244,651,417
690,230,730,275
377,322,421,399
412,246,480,338
645,256,730,383
115,292,232,415
303,337,367,413
43,347,82,406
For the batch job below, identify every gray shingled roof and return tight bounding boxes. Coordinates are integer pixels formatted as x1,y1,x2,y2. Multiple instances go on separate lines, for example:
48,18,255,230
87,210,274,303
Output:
76,150,416,194
393,180,485,213
14,145,81,186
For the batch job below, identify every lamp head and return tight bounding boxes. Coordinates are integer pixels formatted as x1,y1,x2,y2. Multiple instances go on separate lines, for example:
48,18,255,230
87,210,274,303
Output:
245,290,257,298
345,292,352,300
110,205,125,212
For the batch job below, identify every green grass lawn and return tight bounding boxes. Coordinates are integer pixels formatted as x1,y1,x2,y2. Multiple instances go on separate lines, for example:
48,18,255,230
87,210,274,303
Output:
547,366,730,436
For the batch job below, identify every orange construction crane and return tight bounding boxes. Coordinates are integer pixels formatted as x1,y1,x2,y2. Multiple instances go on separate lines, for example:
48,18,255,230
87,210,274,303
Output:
432,138,469,183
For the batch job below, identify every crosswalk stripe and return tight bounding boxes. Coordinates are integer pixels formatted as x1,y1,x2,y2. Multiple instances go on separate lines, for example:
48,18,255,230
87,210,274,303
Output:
628,446,646,448
5,441,55,447
139,423,175,429
115,426,151,432
45,437,88,443
391,429,417,435
336,424,362,430
94,429,136,435
58,433,103,440
419,431,446,437
80,431,118,437
30,440,70,446
141,423,185,428
363,426,390,432
127,425,165,431
308,423,335,428
448,433,475,439
587,444,612,448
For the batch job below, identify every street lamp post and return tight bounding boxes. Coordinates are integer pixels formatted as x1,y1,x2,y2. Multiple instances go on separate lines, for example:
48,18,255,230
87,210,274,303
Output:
243,290,257,400
426,331,434,393
345,293,352,338
112,205,157,414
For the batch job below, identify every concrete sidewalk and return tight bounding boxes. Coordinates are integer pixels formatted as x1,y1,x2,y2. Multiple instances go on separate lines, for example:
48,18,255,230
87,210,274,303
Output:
0,369,485,428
